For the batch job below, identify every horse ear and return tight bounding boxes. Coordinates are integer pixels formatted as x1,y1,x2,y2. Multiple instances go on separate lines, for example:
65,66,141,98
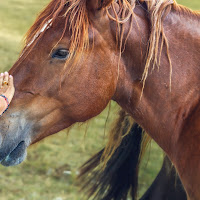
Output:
87,0,113,11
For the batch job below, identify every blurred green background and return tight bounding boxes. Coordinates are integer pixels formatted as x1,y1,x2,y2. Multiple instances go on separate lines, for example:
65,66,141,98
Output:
0,1,199,200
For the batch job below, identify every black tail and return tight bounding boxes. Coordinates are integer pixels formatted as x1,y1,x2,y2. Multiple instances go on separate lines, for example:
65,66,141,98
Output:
77,121,144,200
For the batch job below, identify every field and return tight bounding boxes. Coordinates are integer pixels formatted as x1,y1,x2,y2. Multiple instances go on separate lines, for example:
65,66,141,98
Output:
0,1,199,200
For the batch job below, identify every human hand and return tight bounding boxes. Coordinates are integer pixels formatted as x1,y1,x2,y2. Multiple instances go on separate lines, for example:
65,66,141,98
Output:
0,72,15,104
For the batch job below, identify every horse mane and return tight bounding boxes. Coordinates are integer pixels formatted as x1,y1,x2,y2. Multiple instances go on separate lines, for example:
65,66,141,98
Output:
20,0,199,164
173,2,200,18
21,0,199,85
21,0,198,72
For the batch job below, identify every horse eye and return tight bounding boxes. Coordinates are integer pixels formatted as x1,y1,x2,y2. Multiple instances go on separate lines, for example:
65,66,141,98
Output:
52,49,69,60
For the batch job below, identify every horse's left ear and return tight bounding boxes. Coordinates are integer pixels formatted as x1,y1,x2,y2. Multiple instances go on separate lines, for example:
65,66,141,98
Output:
87,0,113,11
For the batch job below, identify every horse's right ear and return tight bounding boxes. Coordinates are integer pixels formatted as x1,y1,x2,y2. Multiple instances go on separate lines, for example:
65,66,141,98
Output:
87,0,113,11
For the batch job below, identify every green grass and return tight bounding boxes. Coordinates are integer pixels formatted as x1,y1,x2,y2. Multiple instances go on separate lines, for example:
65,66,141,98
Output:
0,1,199,200
178,0,200,9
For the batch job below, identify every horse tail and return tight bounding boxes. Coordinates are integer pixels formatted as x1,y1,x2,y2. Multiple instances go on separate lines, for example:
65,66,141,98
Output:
77,110,151,200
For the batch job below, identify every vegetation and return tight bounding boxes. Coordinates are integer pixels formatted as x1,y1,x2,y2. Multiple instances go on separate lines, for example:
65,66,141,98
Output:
0,1,199,199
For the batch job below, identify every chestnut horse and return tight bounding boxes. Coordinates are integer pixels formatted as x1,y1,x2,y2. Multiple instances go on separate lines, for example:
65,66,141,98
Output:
0,0,199,199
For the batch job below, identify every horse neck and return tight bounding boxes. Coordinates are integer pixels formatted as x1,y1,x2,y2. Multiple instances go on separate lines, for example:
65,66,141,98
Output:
113,6,200,199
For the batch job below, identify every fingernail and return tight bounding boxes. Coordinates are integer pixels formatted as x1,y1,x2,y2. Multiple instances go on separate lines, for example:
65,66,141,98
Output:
0,73,3,76
9,75,12,77
5,72,8,74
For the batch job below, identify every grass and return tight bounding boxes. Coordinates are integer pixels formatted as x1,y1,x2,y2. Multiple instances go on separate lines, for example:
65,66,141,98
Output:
0,1,199,200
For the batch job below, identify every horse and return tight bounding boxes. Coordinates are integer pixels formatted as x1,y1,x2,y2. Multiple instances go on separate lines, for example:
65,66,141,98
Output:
0,0,199,199
78,115,187,200
140,156,187,200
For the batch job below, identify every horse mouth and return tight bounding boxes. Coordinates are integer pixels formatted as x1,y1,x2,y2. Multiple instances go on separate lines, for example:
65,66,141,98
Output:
1,141,27,167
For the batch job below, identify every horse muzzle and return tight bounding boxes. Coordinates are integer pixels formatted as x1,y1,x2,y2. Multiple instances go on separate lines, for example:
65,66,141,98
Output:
0,111,34,166
0,141,27,166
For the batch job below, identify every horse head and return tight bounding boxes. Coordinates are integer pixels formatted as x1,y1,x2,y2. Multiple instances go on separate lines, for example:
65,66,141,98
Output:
0,0,127,166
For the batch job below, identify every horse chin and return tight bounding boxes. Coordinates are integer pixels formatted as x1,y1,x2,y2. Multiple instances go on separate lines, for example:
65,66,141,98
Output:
1,141,27,167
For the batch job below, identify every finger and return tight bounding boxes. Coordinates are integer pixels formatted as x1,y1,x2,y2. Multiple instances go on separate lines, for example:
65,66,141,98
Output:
3,72,9,85
0,73,3,88
8,75,14,87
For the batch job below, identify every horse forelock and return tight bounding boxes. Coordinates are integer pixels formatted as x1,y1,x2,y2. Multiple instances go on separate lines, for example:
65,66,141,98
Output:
20,0,88,62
